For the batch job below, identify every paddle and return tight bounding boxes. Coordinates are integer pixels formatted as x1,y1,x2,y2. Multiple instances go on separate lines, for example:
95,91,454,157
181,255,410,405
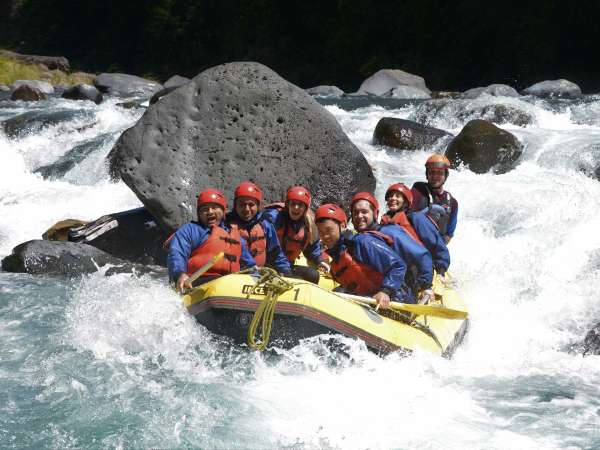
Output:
179,251,224,293
336,292,468,320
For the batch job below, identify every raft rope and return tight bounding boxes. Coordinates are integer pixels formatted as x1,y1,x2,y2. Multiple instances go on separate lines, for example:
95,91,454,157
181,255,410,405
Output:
246,267,293,351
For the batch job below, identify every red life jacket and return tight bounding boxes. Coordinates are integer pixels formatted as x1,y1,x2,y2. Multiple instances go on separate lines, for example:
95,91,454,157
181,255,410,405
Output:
237,222,267,266
187,225,242,276
380,211,424,246
330,238,384,296
277,219,308,263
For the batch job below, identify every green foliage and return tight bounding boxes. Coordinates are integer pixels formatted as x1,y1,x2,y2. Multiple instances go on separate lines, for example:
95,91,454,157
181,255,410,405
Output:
0,54,95,86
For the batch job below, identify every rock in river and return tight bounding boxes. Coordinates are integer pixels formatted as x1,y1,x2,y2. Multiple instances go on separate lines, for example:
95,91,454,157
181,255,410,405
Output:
108,61,375,233
445,119,523,174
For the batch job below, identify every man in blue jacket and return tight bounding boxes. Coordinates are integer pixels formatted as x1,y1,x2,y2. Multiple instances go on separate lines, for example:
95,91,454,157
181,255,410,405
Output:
316,203,413,309
168,188,256,292
409,205,451,276
226,181,292,276
350,192,433,302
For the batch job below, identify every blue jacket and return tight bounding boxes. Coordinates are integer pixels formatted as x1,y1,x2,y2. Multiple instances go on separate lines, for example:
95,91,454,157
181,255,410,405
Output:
261,207,323,266
226,211,292,275
167,220,256,281
377,224,433,289
411,183,459,238
327,231,414,303
409,211,451,274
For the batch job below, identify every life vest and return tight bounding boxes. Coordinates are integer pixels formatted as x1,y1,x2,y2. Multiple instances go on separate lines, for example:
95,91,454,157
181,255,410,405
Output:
412,182,453,235
330,237,384,296
236,221,267,266
187,225,242,276
379,211,424,245
277,219,309,264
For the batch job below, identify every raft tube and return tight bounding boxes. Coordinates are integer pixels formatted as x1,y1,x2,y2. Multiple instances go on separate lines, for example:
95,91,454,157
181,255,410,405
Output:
183,273,468,356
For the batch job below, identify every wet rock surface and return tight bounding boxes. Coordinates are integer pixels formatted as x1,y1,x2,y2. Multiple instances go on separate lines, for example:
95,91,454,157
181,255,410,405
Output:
583,322,600,355
108,61,375,233
445,119,523,174
522,79,582,98
61,84,103,104
373,118,452,151
462,84,519,99
11,79,54,94
94,73,163,97
1,109,95,138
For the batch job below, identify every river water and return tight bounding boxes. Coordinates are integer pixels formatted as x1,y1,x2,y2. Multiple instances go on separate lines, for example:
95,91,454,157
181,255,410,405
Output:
1,91,600,449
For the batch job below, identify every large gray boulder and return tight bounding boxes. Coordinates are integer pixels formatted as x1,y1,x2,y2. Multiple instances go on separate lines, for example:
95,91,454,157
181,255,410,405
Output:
373,118,452,151
10,85,46,102
108,61,375,233
306,85,344,97
388,85,431,99
11,79,54,95
61,84,103,104
462,84,519,99
445,119,523,174
1,109,95,138
163,74,191,89
0,239,163,276
522,79,582,98
356,69,430,96
94,73,163,96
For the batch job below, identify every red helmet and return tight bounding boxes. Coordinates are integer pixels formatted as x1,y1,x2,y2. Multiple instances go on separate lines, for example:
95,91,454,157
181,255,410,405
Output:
315,203,347,226
286,186,311,207
197,188,226,210
385,183,413,208
425,154,451,170
350,192,379,219
234,181,263,204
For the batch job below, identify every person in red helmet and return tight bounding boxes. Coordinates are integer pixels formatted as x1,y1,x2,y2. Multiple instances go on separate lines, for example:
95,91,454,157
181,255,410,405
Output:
167,188,256,292
263,186,329,283
226,181,292,275
350,192,431,302
382,182,451,276
315,203,412,309
410,154,458,243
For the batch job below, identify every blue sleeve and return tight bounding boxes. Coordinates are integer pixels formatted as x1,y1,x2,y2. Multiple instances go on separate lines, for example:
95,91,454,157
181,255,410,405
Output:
410,212,450,274
382,225,433,289
262,220,292,275
353,235,407,301
446,198,458,237
239,236,257,268
261,208,279,225
167,223,207,281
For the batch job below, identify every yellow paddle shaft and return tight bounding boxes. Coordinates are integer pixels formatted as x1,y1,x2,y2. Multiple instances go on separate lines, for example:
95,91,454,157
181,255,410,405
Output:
337,293,467,320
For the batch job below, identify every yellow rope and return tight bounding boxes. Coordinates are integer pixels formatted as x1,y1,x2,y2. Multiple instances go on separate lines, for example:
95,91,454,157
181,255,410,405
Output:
247,268,293,351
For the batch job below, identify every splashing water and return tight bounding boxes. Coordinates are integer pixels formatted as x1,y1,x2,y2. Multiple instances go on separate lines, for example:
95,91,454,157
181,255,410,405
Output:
1,93,600,449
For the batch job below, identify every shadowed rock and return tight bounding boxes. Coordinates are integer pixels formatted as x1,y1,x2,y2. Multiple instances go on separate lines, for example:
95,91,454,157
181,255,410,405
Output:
0,50,70,71
10,85,46,101
61,84,103,104
1,109,95,138
356,69,430,96
149,86,178,105
108,61,375,233
583,323,600,355
522,79,582,98
35,133,113,179
373,118,452,151
446,119,523,174
94,73,163,96
67,207,169,265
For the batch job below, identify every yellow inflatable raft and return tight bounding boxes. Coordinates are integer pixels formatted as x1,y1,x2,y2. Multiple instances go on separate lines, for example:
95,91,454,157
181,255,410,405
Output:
183,269,468,356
